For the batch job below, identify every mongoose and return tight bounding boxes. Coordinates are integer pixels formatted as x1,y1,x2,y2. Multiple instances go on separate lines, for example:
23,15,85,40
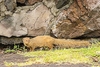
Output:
23,35,91,51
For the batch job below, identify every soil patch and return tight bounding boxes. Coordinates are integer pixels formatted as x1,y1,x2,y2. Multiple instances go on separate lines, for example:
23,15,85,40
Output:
23,63,91,67
0,52,92,67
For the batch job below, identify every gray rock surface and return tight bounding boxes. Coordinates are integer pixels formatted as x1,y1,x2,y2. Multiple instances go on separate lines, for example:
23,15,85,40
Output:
0,0,100,44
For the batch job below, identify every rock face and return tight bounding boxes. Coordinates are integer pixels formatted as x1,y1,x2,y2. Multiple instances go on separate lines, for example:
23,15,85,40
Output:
13,3,53,36
0,0,100,44
51,0,100,38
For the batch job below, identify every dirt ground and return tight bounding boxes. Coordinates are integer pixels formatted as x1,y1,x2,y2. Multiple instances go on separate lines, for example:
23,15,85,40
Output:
0,44,93,67
0,52,91,67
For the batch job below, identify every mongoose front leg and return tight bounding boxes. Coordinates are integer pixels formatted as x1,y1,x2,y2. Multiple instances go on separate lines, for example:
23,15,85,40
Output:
29,47,33,51
29,46,35,51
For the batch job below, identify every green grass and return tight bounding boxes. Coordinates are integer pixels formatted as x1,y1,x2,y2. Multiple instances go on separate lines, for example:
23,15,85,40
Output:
4,43,100,66
21,46,100,64
4,44,27,54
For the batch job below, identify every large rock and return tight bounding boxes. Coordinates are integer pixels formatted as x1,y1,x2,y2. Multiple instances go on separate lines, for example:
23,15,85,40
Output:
0,15,27,37
14,3,53,36
0,37,22,44
0,0,100,44
0,3,53,37
51,0,100,38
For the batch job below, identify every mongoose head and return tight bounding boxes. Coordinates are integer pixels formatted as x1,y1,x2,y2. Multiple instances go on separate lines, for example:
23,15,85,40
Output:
23,37,30,47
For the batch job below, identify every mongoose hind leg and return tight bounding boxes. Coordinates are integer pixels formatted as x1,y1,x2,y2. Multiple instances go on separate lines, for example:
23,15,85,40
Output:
48,44,54,50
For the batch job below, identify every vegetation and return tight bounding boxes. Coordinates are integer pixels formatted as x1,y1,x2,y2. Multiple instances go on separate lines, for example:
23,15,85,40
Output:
4,41,100,67
4,44,26,54
21,46,100,63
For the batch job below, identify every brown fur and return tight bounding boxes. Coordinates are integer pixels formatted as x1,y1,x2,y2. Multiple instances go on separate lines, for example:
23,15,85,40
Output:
23,35,91,51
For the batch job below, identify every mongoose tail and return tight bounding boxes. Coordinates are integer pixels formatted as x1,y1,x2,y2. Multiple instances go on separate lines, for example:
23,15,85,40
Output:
54,39,91,48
